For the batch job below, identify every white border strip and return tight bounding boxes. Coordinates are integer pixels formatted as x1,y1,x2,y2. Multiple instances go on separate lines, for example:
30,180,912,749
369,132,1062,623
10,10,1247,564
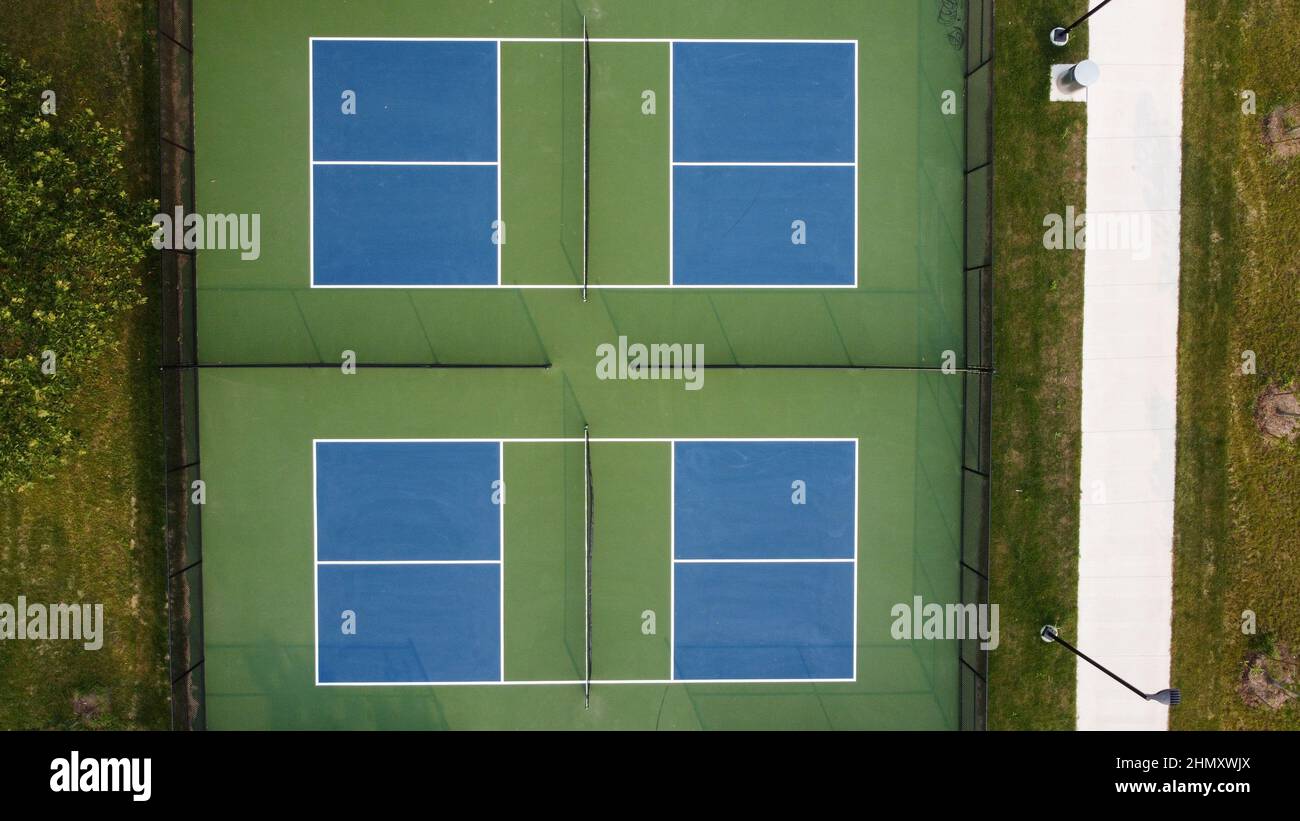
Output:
312,441,319,684
311,283,858,290
498,441,505,680
312,160,498,166
852,438,859,678
319,559,500,565
668,441,676,679
496,40,503,287
852,39,859,286
667,41,675,286
308,38,315,287
672,161,853,167
673,557,854,564
310,37,857,44
317,678,856,687
314,436,857,444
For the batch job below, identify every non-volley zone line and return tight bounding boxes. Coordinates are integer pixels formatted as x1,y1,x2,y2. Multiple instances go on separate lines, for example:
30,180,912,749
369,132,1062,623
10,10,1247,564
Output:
309,37,857,288
313,437,858,687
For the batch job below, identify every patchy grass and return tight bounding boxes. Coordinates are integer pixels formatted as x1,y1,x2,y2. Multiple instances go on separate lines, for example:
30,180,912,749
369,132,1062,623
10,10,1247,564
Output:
0,0,167,729
987,1,1089,730
1172,0,1300,729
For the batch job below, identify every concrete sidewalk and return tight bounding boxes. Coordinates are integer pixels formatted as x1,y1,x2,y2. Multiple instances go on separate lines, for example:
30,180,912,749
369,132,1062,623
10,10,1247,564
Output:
1076,0,1185,730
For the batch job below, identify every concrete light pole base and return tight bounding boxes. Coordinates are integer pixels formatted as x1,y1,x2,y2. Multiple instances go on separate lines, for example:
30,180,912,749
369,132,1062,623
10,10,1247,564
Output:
1050,61,1097,102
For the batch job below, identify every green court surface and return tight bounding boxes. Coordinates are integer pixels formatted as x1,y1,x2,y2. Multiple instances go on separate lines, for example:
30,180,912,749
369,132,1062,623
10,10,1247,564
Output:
193,0,973,729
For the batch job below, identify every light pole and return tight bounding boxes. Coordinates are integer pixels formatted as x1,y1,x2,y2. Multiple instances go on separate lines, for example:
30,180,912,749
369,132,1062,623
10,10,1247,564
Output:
1041,625,1181,705
1051,0,1119,47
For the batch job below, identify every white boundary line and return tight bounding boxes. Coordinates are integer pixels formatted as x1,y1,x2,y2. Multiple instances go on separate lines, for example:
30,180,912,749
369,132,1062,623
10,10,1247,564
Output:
310,283,857,290
672,161,853,167
498,441,505,680
668,441,676,680
310,37,856,44
582,431,590,690
313,436,856,444
312,442,320,684
318,678,856,687
312,160,498,166
853,438,859,679
667,40,674,286
852,39,859,288
308,36,859,289
313,437,859,688
496,40,503,287
319,559,500,565
673,557,854,564
308,38,315,287
667,438,859,684
580,26,587,293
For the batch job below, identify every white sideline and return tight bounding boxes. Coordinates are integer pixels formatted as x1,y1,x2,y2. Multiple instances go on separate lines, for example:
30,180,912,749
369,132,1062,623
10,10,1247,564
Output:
1076,0,1185,731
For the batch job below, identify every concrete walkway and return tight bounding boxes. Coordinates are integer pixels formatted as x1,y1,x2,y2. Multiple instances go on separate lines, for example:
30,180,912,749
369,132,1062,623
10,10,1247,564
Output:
1076,0,1186,730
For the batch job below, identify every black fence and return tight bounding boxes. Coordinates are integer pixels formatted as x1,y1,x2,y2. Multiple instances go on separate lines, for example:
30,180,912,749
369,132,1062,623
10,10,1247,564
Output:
959,0,993,731
154,0,994,730
158,0,204,731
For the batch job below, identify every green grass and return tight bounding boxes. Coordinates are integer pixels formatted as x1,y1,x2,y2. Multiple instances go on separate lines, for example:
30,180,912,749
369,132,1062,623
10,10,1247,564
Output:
986,1,1089,730
1171,0,1300,729
0,0,168,729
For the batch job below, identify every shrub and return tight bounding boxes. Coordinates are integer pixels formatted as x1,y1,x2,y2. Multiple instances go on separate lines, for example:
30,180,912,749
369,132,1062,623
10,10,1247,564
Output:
0,49,156,490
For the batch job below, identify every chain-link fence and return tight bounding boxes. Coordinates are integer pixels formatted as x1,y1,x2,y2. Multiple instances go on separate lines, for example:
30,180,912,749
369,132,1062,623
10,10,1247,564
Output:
959,0,993,731
159,0,204,731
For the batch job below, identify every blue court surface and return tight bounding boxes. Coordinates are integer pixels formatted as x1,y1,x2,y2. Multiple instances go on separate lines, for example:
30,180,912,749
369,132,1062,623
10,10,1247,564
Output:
312,164,498,286
310,39,499,286
672,165,855,286
315,441,501,561
317,563,501,684
315,441,503,684
671,41,857,286
674,440,856,559
312,40,497,162
672,42,855,163
672,440,857,681
674,562,854,681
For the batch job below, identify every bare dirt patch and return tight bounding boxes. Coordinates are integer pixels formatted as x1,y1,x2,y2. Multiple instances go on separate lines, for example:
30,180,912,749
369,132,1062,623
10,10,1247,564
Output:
1239,642,1300,710
71,691,106,724
1262,104,1300,159
1253,383,1300,440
